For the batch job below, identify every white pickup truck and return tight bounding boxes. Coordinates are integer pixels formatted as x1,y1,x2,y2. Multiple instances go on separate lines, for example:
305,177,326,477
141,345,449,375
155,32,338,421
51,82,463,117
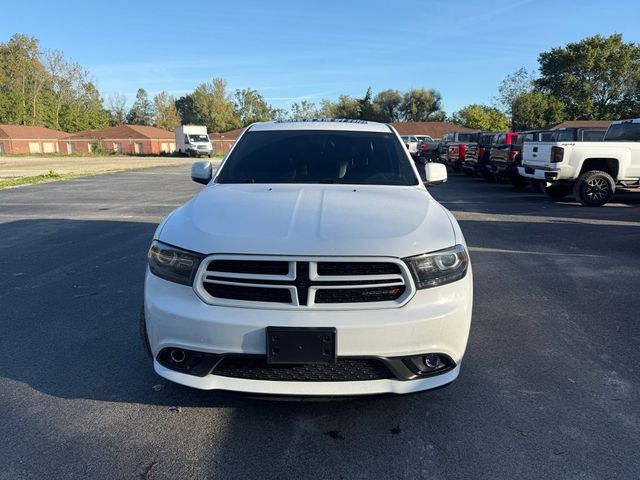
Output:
518,119,640,206
400,135,434,159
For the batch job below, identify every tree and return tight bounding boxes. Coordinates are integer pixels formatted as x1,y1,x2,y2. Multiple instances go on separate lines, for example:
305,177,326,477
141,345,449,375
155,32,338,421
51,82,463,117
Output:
536,34,640,120
175,94,198,125
234,88,277,125
321,95,361,118
373,89,402,122
400,88,445,121
189,78,241,132
45,49,86,130
494,67,535,117
357,87,377,121
511,92,566,131
290,100,321,119
59,81,109,132
451,104,510,131
127,88,153,125
153,91,181,130
107,92,127,126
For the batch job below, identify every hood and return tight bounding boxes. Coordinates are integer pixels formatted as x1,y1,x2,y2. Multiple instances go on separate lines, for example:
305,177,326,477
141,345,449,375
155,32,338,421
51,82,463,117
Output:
158,184,456,258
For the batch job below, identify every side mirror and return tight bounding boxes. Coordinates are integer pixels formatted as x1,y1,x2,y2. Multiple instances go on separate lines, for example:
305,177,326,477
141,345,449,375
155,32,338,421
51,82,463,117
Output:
424,163,447,186
191,161,212,185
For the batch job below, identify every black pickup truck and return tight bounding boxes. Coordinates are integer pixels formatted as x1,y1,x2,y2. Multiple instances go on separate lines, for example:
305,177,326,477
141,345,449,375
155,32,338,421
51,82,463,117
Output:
462,133,496,177
488,130,554,186
439,131,485,172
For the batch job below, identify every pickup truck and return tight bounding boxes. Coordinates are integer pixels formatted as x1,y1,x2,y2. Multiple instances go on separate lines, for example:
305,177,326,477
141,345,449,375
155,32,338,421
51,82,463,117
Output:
489,130,553,186
439,131,484,172
518,119,640,206
401,135,433,159
462,133,495,178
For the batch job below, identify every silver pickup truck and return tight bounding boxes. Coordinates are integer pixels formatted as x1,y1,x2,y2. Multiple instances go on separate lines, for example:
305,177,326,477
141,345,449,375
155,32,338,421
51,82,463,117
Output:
518,119,640,206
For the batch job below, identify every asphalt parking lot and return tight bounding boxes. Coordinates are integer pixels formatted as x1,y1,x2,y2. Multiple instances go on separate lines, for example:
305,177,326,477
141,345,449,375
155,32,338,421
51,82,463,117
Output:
1,166,639,480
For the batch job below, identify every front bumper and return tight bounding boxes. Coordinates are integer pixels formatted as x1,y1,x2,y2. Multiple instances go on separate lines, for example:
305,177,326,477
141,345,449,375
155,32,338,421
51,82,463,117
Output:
144,267,473,395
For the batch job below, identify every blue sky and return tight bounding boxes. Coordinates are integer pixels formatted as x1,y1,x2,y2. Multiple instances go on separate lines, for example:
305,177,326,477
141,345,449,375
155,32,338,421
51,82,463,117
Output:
2,0,639,114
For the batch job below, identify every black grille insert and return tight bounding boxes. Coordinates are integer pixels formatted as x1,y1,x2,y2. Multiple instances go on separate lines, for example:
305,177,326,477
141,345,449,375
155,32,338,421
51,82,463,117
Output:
315,285,406,304
212,356,394,382
208,260,289,275
317,262,401,276
203,283,291,303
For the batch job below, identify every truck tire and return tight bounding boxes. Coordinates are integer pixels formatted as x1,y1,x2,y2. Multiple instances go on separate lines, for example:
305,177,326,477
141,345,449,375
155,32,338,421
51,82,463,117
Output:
509,174,527,189
573,170,615,206
543,183,572,199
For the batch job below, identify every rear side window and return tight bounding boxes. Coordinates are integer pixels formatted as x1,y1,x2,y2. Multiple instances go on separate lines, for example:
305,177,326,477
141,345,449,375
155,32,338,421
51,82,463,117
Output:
605,122,640,141
581,130,606,141
552,129,576,142
458,133,478,143
494,134,506,145
217,130,419,186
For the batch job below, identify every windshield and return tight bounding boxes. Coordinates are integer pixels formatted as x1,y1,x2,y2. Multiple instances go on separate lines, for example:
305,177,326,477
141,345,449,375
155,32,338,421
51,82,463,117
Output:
605,122,640,141
216,130,419,186
415,136,433,142
188,134,209,143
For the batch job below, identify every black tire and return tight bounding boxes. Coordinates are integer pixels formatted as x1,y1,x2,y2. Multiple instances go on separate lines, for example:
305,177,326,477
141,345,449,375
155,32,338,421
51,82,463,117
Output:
531,181,544,193
543,183,573,199
139,307,153,360
573,170,615,206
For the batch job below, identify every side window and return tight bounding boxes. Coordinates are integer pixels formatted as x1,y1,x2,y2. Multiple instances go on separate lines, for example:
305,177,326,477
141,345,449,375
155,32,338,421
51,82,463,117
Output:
582,130,605,141
496,134,506,145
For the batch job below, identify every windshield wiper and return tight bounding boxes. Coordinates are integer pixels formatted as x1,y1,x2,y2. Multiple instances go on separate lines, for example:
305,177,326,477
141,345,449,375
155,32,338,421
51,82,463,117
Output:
241,178,255,183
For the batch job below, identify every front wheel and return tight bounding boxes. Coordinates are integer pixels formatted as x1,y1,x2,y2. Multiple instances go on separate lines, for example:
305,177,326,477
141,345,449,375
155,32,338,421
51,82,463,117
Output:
573,170,615,206
543,183,572,199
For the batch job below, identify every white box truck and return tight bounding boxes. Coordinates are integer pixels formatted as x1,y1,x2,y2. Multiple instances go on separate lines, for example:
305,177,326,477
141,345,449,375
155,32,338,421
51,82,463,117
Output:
175,125,214,158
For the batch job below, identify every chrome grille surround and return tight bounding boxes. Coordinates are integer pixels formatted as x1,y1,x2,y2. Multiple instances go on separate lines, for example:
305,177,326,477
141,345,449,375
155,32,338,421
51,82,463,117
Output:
193,254,415,310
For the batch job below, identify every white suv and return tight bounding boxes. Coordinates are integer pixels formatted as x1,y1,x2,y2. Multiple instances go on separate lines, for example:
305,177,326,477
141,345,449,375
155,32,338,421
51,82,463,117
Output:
142,119,473,396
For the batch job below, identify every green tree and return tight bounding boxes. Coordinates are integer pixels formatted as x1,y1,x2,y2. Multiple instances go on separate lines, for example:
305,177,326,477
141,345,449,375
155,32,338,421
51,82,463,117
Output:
59,82,109,132
189,78,241,132
494,67,535,117
321,95,361,119
127,88,153,125
290,100,321,119
400,88,445,121
536,34,640,119
234,88,277,125
153,91,181,131
175,94,197,125
45,49,85,130
511,92,566,131
451,104,510,131
358,87,377,121
373,89,402,122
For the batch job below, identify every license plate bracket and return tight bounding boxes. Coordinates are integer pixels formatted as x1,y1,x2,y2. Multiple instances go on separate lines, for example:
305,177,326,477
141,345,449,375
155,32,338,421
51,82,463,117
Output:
266,327,336,364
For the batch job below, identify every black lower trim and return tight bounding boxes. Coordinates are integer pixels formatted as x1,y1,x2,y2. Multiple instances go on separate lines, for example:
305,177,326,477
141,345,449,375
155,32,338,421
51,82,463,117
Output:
156,348,456,382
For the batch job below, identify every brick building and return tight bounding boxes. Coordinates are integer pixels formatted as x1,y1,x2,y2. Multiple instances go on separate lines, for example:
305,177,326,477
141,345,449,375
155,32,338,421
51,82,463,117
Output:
209,127,245,155
65,125,176,155
0,125,68,154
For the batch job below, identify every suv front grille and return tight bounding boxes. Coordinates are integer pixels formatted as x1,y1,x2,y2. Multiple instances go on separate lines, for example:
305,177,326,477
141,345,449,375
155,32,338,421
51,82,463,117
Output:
212,356,395,382
195,255,414,309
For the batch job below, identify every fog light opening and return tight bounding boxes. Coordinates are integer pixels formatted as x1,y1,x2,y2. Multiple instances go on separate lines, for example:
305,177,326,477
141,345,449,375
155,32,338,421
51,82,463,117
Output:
402,353,455,377
422,354,442,370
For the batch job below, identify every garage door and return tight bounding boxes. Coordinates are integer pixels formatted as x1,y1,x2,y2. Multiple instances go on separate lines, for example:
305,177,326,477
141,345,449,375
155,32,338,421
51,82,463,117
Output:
0,143,4,153
29,142,41,154
43,142,56,153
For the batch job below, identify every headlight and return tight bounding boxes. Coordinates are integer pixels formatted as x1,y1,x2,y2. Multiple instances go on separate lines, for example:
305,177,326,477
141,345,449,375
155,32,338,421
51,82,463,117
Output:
403,244,469,289
148,240,204,286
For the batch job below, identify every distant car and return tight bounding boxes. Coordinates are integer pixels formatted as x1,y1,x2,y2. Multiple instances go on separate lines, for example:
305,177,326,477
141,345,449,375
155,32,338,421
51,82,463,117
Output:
489,130,553,186
462,133,496,177
488,132,522,184
439,131,485,172
400,135,428,159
